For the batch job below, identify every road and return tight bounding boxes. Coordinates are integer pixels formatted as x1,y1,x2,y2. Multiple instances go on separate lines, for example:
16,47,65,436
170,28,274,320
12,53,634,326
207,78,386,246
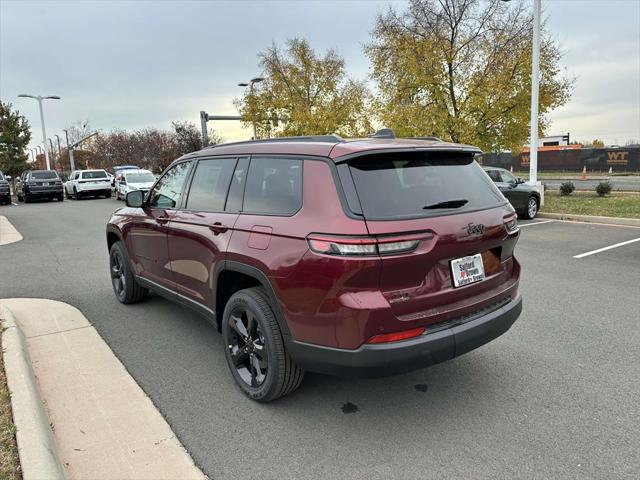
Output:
1,198,639,479
542,176,640,191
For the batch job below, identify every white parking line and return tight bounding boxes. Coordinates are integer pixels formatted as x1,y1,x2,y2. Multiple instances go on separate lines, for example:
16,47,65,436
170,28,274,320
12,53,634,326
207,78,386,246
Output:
573,237,640,259
519,220,555,227
11,202,18,206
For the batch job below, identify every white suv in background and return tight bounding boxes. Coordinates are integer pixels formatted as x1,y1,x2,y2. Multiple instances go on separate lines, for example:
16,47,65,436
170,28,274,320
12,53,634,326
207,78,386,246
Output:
65,169,112,199
115,169,156,200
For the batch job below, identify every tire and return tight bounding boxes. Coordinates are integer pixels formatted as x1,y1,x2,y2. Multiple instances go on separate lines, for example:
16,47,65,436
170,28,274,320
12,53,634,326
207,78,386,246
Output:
105,190,112,198
109,241,147,304
222,287,304,402
24,194,30,203
73,187,80,200
57,194,64,202
523,196,539,219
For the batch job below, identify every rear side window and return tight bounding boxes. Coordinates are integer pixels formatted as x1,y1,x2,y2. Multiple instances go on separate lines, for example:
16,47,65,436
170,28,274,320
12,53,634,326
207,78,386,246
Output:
243,157,302,215
347,152,505,220
186,158,237,211
31,171,58,180
81,171,107,179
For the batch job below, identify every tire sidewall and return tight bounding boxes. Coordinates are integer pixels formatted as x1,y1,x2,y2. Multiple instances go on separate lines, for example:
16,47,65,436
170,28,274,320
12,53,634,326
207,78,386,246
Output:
526,196,538,219
222,292,282,401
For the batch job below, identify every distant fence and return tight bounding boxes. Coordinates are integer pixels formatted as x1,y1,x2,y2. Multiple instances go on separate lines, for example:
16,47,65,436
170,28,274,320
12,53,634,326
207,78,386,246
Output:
479,147,640,172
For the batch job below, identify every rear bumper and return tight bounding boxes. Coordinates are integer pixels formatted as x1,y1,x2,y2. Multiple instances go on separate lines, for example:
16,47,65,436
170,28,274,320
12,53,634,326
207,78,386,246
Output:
25,187,63,196
287,295,522,377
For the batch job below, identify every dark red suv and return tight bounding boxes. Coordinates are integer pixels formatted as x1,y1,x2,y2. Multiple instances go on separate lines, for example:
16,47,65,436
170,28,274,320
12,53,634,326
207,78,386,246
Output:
106,131,522,401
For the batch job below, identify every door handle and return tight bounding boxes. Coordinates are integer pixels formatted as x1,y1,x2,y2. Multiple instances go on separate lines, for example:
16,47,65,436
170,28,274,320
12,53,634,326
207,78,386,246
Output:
156,216,170,224
209,222,228,235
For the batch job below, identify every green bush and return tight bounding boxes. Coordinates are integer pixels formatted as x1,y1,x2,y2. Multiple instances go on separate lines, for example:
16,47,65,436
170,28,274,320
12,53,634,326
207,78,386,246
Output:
595,181,612,197
559,182,575,196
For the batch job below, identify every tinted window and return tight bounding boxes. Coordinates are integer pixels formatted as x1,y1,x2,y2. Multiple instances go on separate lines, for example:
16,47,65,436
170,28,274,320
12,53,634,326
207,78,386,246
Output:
243,158,302,215
499,170,517,183
149,162,191,209
81,171,107,179
348,152,505,220
186,158,237,211
31,171,58,180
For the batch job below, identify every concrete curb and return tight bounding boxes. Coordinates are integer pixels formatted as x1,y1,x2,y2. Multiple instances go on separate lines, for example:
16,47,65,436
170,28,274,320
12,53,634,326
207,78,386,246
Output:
0,304,66,480
538,212,640,227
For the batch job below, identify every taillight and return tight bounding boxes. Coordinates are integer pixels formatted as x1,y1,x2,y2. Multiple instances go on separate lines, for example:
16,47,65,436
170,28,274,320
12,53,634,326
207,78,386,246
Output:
367,327,425,344
307,233,427,256
504,214,518,234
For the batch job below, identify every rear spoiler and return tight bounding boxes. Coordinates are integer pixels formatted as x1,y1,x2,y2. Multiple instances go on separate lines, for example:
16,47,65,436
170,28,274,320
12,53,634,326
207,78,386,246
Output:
333,146,482,164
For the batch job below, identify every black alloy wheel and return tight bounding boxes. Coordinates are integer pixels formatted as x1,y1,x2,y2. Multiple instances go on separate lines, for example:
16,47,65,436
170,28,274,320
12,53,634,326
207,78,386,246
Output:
227,307,268,388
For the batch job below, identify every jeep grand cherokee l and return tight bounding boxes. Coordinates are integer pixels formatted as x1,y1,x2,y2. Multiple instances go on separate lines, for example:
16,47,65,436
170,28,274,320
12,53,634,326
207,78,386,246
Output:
17,170,64,202
106,131,522,401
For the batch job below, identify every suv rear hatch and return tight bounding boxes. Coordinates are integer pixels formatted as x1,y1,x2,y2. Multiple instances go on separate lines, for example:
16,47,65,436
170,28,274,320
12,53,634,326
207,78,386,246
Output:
340,149,520,327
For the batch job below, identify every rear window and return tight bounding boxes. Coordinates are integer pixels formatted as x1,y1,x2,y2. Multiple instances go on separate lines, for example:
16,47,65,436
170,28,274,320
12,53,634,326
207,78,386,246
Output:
347,152,505,220
81,171,107,179
30,171,58,180
125,172,155,183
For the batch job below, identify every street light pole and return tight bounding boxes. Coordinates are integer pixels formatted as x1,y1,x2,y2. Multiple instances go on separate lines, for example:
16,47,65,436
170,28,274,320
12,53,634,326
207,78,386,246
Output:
48,138,56,169
17,94,61,170
238,77,264,139
529,0,541,187
54,134,62,163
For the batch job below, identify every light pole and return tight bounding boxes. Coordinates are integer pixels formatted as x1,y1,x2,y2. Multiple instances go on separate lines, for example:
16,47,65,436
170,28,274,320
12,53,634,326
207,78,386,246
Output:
17,94,61,170
54,134,63,165
528,0,541,189
238,77,264,139
48,138,56,169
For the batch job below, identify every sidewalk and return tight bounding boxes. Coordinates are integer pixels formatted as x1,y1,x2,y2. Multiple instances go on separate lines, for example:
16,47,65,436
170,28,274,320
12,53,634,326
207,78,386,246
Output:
0,298,205,480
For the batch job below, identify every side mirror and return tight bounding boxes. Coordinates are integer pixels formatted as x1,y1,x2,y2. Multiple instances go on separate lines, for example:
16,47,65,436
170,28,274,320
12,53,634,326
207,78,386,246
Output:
517,177,525,184
125,190,144,208
6,176,11,181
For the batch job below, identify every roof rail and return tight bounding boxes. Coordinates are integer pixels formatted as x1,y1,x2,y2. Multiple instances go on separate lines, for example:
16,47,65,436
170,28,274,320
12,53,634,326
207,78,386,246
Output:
368,128,396,139
206,134,343,149
408,136,442,142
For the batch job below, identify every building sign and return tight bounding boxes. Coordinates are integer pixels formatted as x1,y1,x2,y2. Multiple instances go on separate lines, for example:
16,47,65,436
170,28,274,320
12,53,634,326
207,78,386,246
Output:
606,151,629,166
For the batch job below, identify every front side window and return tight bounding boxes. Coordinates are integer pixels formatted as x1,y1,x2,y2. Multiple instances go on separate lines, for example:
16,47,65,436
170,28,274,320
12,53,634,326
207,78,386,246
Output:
148,161,191,209
243,157,303,215
185,158,237,211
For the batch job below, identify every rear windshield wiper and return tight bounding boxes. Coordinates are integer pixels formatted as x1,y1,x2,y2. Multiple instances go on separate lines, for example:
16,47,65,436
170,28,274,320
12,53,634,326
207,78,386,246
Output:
422,199,469,209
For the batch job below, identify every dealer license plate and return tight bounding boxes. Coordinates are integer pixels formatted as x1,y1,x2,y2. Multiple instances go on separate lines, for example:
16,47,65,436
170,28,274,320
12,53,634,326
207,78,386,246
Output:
451,254,485,287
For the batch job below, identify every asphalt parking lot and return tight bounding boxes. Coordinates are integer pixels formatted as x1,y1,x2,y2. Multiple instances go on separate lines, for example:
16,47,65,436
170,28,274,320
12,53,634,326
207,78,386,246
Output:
1,198,639,479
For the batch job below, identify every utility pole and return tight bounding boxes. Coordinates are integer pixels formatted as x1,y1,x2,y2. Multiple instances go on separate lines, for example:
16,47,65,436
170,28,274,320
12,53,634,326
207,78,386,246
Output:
529,0,541,190
17,94,61,170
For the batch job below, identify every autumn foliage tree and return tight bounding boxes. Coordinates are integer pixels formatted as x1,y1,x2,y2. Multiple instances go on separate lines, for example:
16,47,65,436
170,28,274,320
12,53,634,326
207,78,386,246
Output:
0,101,31,184
234,38,372,138
365,0,572,152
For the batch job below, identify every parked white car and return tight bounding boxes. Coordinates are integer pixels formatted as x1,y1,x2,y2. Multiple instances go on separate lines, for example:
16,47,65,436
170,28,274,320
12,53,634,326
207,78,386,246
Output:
115,169,156,201
65,169,112,199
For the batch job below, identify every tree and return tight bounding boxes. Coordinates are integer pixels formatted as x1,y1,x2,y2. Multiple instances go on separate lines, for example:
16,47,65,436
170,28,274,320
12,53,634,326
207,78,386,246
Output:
234,38,372,138
365,0,573,152
591,139,605,148
0,101,31,188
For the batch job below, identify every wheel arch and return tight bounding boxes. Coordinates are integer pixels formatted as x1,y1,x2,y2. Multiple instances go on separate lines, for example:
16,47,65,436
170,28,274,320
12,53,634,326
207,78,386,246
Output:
106,225,123,253
215,261,291,338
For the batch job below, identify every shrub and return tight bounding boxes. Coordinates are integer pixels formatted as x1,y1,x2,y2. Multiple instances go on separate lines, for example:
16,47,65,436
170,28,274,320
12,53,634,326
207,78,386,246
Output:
595,181,612,197
559,182,575,196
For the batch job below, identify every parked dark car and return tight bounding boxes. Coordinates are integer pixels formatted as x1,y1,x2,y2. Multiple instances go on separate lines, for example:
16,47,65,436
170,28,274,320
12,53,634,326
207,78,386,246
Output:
17,170,64,203
483,167,541,219
106,131,522,401
0,171,10,205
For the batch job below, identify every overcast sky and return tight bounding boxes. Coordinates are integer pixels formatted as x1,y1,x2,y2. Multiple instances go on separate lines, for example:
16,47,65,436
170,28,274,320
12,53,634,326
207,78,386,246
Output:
1,0,639,150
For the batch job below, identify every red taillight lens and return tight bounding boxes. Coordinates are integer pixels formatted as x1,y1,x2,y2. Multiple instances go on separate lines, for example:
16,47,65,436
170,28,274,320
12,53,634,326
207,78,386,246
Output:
367,327,425,344
307,233,427,256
